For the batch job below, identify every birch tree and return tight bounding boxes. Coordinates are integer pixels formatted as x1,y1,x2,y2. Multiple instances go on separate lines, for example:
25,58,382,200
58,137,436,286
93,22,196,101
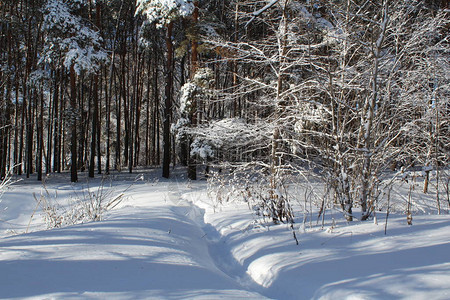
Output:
309,0,448,220
388,2,449,211
194,0,328,224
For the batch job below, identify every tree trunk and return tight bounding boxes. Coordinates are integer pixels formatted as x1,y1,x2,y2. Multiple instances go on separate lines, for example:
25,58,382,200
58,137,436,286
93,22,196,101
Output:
359,6,388,220
152,44,160,166
188,0,199,180
46,71,54,175
116,61,122,171
70,64,78,182
145,54,152,166
105,65,111,174
89,73,99,178
37,91,44,181
53,68,63,173
97,70,102,174
13,76,20,175
162,21,174,178
95,1,102,175
26,90,33,178
270,2,288,223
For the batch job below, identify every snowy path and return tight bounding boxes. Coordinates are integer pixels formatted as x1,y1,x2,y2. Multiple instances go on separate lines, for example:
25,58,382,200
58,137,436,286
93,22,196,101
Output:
0,179,267,299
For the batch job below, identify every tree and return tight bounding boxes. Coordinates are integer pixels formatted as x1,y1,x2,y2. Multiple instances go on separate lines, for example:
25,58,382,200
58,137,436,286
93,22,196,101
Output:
322,0,449,220
187,0,199,180
89,1,103,178
388,2,449,211
41,0,106,182
194,0,317,224
0,0,446,221
136,0,194,178
196,0,449,222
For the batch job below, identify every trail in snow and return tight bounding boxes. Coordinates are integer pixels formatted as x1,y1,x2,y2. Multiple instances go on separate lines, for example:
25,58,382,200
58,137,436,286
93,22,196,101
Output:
0,175,268,299
165,180,268,296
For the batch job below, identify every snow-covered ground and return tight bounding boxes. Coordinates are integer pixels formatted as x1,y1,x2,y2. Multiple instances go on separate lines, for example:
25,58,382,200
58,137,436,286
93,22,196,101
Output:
0,170,449,299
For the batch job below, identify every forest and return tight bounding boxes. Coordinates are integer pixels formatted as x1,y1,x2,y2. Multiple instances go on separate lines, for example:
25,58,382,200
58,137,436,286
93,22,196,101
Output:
0,1,449,298
0,0,449,223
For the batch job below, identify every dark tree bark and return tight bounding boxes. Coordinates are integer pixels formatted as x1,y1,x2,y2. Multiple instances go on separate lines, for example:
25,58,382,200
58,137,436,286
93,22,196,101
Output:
162,21,174,178
89,73,99,178
105,64,111,174
145,54,152,166
152,36,160,166
70,64,78,182
37,91,44,181
188,0,199,180
115,54,123,171
89,1,102,177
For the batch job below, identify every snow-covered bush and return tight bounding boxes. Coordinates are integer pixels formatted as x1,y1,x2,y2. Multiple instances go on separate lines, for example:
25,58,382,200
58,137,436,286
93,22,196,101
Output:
178,67,214,115
0,166,22,201
206,165,297,226
136,0,194,28
0,170,14,201
34,178,134,229
189,118,270,161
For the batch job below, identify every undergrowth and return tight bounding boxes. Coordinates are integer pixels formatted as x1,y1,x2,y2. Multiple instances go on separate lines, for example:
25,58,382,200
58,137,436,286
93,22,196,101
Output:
30,176,137,230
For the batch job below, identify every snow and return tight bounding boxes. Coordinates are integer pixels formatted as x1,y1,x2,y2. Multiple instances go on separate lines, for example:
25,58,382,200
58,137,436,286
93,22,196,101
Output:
136,0,194,27
179,82,197,113
190,140,214,160
42,0,106,75
190,118,270,159
1,170,449,299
